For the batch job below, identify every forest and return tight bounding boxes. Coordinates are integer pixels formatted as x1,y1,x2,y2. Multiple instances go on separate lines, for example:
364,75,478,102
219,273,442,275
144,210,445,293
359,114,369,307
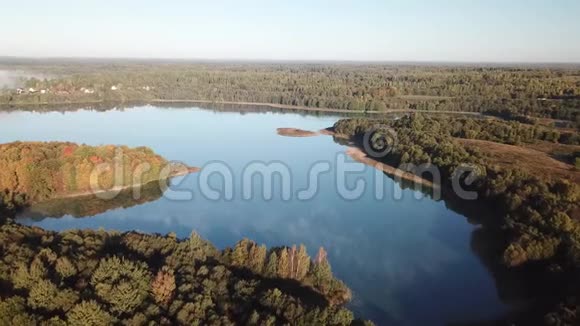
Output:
1,61,579,128
0,141,368,325
332,115,580,325
0,141,174,216
0,221,366,325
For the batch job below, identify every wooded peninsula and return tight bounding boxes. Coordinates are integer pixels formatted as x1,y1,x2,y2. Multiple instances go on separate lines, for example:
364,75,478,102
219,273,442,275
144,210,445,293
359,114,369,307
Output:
331,114,579,325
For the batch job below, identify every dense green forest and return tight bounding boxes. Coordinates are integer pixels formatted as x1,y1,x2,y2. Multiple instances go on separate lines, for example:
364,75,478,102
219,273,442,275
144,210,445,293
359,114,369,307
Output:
0,221,366,325
333,115,580,324
1,62,579,127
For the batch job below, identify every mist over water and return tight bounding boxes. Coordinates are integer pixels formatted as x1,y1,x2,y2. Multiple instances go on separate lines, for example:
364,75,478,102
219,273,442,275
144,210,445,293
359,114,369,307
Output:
0,70,53,89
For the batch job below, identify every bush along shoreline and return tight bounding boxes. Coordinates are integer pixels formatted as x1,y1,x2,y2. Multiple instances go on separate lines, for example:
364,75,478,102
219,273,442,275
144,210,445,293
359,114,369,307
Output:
332,115,580,324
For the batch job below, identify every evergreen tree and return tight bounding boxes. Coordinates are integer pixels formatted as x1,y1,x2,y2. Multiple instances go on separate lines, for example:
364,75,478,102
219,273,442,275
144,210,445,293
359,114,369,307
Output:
295,245,311,281
265,252,278,277
289,245,297,279
277,249,290,278
232,239,251,267
248,244,267,274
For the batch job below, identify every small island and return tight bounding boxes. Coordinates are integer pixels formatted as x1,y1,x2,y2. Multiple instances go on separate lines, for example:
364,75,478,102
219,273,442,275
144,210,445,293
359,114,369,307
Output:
0,141,199,214
276,128,320,138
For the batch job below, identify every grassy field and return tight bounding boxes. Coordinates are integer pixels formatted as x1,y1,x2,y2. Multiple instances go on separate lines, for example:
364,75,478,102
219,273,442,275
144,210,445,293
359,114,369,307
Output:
459,138,580,183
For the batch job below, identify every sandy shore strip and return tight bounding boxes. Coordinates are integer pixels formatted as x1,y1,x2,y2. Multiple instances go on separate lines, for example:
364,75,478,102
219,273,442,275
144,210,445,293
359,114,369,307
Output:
282,126,436,188
345,147,438,189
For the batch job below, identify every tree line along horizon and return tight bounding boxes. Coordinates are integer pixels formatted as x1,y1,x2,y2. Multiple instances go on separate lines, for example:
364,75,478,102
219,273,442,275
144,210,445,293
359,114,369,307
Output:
1,63,579,128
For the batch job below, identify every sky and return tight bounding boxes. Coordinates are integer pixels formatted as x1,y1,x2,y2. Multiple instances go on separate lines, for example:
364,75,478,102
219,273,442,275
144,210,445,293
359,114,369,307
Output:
1,0,579,62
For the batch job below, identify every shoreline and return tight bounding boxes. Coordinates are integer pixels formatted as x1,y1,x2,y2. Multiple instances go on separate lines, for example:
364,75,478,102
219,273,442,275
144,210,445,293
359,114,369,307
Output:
151,99,483,115
49,167,199,201
0,98,483,116
309,127,438,188
345,147,438,189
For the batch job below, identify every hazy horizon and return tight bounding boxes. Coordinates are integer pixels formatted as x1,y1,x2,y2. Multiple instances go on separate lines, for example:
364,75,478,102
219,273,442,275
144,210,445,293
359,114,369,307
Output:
2,0,580,63
2,56,580,66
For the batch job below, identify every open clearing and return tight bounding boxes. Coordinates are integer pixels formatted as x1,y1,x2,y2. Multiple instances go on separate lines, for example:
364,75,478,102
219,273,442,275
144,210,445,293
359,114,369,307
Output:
458,138,580,183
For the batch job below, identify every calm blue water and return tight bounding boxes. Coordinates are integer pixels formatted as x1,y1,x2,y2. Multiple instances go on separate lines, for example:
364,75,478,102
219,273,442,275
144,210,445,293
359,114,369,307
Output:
0,105,508,325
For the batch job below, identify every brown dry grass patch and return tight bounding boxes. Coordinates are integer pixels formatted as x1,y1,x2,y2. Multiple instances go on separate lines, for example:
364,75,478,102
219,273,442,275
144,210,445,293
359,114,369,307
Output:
522,141,580,157
458,138,580,183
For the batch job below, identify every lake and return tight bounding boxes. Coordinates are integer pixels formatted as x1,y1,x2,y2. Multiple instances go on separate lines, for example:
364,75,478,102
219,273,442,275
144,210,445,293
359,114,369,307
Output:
1,105,508,325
